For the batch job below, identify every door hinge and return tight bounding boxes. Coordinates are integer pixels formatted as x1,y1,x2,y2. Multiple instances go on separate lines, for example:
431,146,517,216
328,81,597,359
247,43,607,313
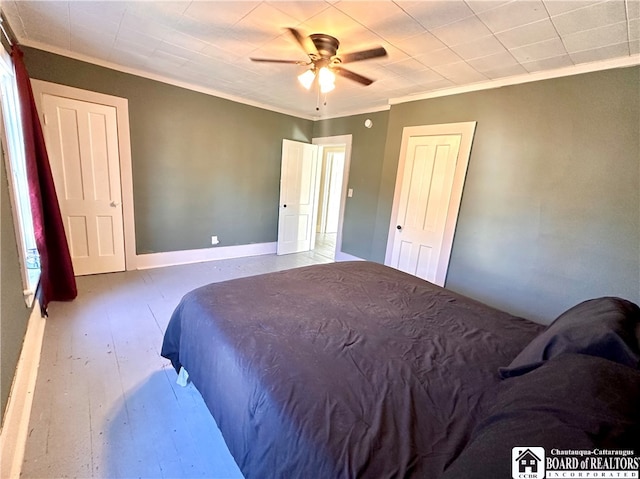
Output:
42,114,48,125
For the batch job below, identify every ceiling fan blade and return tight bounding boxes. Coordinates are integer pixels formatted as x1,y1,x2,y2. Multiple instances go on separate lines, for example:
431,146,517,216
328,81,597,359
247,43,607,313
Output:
286,27,319,57
333,66,375,86
250,58,308,65
339,46,387,64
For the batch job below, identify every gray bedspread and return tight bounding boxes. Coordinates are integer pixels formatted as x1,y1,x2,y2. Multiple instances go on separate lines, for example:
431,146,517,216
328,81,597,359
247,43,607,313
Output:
161,261,543,478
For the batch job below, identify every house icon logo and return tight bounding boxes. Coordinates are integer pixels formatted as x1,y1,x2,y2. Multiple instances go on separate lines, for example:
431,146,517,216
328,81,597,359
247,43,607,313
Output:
512,447,545,479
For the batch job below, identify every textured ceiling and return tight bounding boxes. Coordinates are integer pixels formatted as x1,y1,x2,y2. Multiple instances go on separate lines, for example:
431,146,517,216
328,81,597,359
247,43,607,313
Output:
2,0,639,119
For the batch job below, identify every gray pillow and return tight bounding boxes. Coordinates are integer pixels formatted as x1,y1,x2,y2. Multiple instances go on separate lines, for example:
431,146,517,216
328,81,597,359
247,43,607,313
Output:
499,297,640,378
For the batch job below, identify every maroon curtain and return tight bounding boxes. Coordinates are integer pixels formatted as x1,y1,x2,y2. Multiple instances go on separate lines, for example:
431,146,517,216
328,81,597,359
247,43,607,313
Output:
11,44,77,314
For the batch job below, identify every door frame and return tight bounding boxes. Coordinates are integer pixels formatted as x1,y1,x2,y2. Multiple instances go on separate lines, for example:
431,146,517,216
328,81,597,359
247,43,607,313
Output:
317,145,345,235
312,134,352,260
384,122,476,285
31,79,136,271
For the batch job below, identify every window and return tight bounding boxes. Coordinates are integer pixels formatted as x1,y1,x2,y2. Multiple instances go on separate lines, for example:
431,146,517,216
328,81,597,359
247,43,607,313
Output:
0,46,40,306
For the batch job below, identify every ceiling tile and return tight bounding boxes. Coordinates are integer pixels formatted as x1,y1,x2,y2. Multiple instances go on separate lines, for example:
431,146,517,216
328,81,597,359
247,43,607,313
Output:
247,33,306,62
467,50,519,72
334,1,426,42
15,1,70,44
126,1,191,28
630,18,640,41
69,1,127,28
199,42,243,64
569,41,630,62
628,0,640,19
431,15,494,46
392,31,447,57
520,53,574,72
119,10,172,42
476,0,549,33
542,0,604,17
268,1,331,23
155,40,205,63
450,34,508,60
70,25,115,58
509,37,568,62
235,3,299,38
69,8,120,38
150,47,189,68
383,56,430,77
1,2,26,37
551,1,628,36
479,63,528,79
162,30,210,54
495,18,559,49
416,47,464,67
397,1,475,30
107,48,152,70
114,28,162,56
431,61,487,84
300,5,367,40
411,77,456,92
563,21,629,53
182,2,260,27
212,25,269,57
465,1,512,15
407,68,448,85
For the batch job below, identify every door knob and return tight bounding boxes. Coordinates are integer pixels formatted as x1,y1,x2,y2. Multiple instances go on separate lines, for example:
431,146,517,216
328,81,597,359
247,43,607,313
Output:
283,204,287,208
110,201,120,207
396,225,402,230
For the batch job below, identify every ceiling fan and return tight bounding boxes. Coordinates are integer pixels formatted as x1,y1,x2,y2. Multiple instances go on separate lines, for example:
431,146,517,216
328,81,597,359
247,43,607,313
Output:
250,28,387,94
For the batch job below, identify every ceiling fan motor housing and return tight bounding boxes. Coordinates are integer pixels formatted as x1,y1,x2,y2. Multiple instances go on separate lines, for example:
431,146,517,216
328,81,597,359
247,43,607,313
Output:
310,33,340,59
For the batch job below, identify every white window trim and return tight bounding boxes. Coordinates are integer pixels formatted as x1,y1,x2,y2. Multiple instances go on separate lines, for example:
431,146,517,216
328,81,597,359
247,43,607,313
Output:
0,46,40,307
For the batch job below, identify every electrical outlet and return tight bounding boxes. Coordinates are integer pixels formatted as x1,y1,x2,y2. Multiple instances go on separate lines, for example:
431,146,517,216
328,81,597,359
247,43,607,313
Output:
211,236,219,245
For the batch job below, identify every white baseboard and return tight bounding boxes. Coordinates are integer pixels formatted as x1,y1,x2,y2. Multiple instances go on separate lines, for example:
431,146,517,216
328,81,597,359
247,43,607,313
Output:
0,301,45,479
335,251,365,262
135,242,277,270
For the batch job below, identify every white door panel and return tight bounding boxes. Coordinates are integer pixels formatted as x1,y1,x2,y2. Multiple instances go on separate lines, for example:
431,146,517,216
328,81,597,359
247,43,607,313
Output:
43,94,125,275
387,123,476,286
277,139,319,255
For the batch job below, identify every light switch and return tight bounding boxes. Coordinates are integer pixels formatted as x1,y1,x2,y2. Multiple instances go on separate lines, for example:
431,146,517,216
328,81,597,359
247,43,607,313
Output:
348,188,353,198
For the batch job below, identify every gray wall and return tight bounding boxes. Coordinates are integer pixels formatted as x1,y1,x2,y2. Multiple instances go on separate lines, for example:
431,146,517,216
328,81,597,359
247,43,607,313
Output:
22,47,314,254
18,46,640,326
312,111,389,260
373,67,640,323
1,150,33,423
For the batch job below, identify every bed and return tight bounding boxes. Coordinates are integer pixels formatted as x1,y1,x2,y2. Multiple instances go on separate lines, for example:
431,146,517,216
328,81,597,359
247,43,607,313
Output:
161,261,640,478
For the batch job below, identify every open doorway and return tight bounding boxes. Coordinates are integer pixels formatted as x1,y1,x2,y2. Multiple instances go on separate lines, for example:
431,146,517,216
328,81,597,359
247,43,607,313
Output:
312,135,352,261
315,146,345,260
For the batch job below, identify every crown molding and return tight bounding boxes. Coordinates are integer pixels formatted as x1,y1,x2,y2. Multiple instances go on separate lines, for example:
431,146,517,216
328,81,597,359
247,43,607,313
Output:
389,55,640,105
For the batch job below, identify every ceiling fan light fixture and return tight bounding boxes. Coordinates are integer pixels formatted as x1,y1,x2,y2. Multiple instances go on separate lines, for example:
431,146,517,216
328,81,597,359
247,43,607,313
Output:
318,67,335,93
298,69,316,90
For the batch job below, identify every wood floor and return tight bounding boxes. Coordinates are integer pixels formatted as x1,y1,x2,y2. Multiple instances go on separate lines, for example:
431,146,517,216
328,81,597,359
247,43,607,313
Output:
21,251,332,479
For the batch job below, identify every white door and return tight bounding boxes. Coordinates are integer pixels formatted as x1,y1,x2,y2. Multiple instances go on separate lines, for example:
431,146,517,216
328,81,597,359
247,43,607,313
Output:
41,94,125,276
386,123,476,286
277,139,320,255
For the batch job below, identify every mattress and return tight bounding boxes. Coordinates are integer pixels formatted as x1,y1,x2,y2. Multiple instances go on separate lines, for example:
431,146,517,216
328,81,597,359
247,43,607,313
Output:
161,261,544,478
